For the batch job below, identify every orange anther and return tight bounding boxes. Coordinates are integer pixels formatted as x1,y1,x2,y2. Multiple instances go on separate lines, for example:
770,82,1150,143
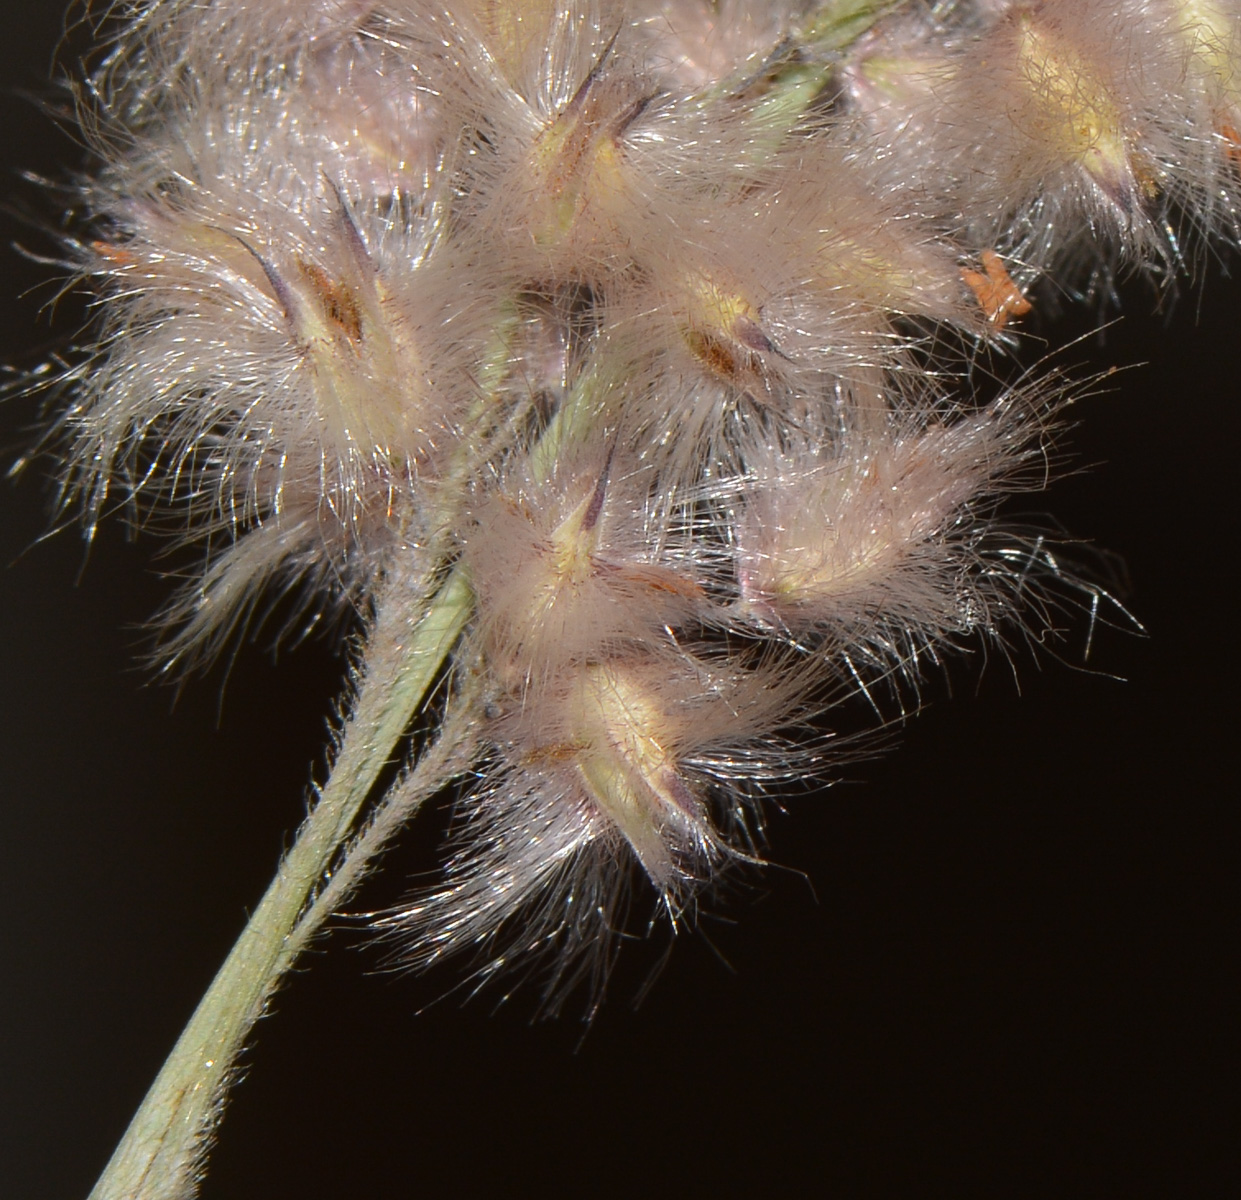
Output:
961,250,1032,331
1219,120,1241,170
91,240,135,267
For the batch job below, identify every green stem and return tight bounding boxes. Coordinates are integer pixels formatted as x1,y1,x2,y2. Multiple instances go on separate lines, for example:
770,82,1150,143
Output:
798,0,905,53
88,566,474,1200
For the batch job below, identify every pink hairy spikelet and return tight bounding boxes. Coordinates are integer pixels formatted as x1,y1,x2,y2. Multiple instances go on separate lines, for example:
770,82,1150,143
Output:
1145,0,1241,242
57,97,496,660
839,0,1241,291
599,180,975,495
379,644,821,1010
963,0,1190,269
50,7,516,674
759,141,983,333
732,379,1071,681
463,442,705,697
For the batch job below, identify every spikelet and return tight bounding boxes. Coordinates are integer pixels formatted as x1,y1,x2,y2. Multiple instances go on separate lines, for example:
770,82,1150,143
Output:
59,88,494,660
1147,0,1241,244
1166,0,1241,137
598,171,969,496
380,643,818,1010
840,0,1212,290
462,440,705,696
299,33,448,197
402,1,655,284
732,380,1066,685
153,507,391,668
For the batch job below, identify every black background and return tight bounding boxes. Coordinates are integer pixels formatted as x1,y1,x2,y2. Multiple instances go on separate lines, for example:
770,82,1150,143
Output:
1,5,1233,1197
